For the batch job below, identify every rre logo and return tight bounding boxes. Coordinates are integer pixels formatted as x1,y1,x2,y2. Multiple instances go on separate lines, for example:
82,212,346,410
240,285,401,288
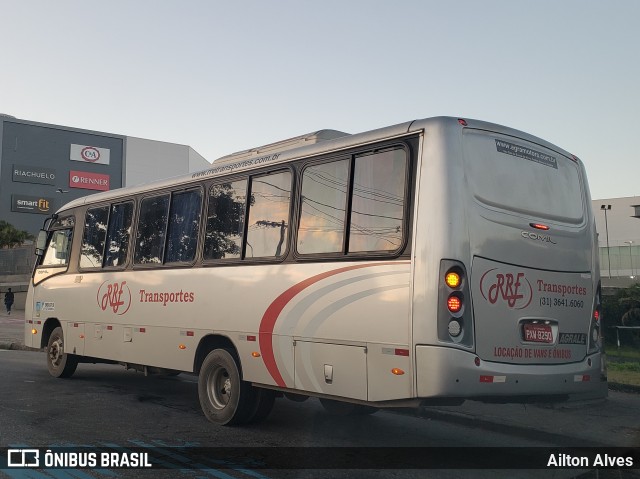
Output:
521,231,557,244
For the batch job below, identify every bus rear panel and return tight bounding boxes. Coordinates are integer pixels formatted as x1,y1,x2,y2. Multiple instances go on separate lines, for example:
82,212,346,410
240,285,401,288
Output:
413,119,603,402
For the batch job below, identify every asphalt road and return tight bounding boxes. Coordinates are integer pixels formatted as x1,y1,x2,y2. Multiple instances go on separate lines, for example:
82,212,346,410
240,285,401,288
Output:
0,350,639,479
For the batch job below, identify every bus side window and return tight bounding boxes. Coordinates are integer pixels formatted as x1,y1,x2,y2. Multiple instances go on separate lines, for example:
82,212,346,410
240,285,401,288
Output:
80,206,109,269
245,171,292,258
135,194,170,264
41,229,73,267
104,202,134,268
297,159,349,255
348,148,407,253
165,189,202,264
204,180,248,260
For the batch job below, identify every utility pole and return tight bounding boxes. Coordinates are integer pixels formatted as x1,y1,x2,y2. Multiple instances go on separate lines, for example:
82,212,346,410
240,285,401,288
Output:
601,205,612,278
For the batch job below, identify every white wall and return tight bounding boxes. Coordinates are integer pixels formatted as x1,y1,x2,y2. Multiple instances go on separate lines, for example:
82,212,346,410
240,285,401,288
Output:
124,137,210,187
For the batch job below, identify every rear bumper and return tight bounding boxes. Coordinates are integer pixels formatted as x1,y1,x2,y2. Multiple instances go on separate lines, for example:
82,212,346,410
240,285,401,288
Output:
416,345,605,400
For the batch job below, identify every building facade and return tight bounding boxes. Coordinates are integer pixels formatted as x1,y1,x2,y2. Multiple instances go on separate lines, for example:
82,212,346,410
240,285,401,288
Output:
592,196,640,280
0,114,210,236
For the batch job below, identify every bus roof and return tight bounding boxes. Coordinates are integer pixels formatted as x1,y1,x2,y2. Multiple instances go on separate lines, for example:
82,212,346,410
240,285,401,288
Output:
55,116,578,213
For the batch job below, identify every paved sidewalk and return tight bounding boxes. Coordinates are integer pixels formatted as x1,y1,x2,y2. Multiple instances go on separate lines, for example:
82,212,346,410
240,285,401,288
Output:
0,309,30,350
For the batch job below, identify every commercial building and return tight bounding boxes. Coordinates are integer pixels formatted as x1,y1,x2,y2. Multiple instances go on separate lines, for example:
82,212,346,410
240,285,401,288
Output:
0,114,210,236
592,196,640,284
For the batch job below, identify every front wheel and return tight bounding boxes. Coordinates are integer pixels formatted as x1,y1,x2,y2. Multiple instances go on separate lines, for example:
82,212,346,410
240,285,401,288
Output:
46,327,78,378
198,349,257,426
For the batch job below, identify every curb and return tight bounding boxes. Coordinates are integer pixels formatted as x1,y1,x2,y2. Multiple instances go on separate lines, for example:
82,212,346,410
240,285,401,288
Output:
0,342,36,351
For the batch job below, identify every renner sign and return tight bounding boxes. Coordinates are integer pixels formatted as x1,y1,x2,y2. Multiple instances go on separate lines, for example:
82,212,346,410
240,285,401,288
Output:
70,144,110,165
69,171,110,191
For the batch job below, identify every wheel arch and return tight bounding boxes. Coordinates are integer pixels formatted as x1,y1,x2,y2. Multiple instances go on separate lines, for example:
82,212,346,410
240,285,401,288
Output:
41,318,62,349
194,334,241,376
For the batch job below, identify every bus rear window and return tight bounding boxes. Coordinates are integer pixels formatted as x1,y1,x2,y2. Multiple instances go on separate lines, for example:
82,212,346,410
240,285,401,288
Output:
463,131,584,224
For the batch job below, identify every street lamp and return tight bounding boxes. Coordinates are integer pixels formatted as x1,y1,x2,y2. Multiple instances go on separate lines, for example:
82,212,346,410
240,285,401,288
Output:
625,240,634,278
601,205,612,278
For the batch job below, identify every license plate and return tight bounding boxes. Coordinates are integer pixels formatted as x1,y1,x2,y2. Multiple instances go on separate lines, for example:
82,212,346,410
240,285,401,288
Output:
523,323,553,343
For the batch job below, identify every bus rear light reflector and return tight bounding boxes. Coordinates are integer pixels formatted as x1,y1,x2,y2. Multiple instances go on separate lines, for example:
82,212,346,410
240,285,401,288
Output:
252,352,261,358
179,344,186,350
247,335,256,342
447,296,462,313
480,375,506,383
187,331,194,337
391,368,405,375
574,375,590,382
395,348,409,357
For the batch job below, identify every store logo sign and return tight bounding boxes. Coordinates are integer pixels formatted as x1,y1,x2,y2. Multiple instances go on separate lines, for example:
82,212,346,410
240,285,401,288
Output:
12,164,57,185
70,144,110,165
11,195,54,214
69,170,110,191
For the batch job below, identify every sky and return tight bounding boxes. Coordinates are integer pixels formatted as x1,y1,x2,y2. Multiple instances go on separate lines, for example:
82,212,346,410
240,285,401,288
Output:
1,0,638,201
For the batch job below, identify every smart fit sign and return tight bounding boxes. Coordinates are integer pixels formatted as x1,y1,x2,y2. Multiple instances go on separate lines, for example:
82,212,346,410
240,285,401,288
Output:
11,195,54,214
70,144,111,165
69,171,110,191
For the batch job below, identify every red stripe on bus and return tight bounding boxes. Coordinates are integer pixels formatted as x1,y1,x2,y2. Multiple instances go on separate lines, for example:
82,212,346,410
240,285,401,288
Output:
259,262,408,387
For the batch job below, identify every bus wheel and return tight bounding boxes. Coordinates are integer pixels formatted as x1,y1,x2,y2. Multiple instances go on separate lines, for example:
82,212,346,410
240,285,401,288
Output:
46,327,78,378
198,349,256,426
247,388,276,424
319,398,379,416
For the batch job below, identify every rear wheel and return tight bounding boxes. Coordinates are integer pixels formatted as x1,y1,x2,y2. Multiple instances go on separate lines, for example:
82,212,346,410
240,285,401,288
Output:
198,349,257,426
46,327,78,378
247,388,276,424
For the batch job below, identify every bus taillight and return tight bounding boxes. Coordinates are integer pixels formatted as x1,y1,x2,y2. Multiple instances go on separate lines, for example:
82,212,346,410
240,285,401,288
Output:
447,295,462,313
445,271,461,289
438,260,474,346
588,282,602,353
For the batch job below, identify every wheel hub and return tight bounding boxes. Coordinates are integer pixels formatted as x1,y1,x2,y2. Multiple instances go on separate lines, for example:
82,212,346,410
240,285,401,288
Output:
49,339,64,367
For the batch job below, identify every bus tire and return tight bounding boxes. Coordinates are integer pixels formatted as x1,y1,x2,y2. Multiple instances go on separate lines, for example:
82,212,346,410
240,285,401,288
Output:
46,327,78,378
247,388,276,424
198,349,256,426
319,398,378,416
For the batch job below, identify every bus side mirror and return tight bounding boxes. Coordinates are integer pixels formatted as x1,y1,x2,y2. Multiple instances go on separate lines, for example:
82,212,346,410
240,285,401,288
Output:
35,230,47,256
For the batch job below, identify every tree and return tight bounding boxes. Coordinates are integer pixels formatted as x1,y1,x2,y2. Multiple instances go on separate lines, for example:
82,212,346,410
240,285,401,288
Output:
0,221,34,248
619,283,640,328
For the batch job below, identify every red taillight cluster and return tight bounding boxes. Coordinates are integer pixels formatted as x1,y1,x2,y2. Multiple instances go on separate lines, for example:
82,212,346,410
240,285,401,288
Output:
445,268,465,337
589,284,602,352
